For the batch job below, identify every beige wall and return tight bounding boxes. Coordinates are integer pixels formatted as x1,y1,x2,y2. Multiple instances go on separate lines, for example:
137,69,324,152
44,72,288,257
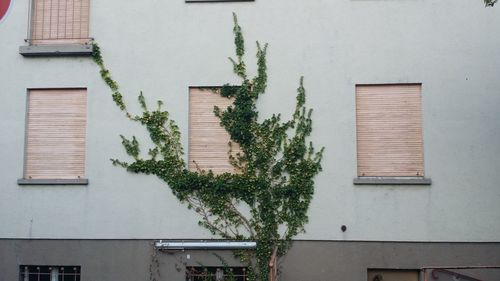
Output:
0,0,499,241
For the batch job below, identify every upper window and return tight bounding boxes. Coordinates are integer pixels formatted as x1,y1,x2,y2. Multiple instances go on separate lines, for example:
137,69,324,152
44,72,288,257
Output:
20,265,81,281
18,89,88,185
28,0,90,45
188,87,240,174
355,84,430,185
20,0,92,56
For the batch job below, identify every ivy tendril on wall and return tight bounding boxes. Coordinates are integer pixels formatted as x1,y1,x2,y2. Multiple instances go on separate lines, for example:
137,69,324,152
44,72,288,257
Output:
92,13,324,281
484,0,497,6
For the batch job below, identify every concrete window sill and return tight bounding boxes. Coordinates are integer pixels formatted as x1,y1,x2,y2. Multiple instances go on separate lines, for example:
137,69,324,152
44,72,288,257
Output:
19,44,93,57
17,179,89,185
353,177,432,185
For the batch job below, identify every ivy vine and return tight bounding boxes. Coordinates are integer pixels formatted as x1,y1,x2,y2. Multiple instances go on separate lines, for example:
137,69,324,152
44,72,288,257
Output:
485,0,497,6
92,13,324,281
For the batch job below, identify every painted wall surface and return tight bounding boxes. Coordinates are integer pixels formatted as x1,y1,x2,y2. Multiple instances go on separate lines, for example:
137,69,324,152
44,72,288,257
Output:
1,240,500,281
0,0,499,241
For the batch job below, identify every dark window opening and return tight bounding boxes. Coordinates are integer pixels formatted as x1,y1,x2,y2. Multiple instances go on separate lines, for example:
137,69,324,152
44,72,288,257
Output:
19,265,81,281
186,266,248,281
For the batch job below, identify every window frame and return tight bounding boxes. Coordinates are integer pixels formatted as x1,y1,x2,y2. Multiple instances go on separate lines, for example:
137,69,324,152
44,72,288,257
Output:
19,265,81,281
188,86,241,175
353,83,431,186
367,269,420,281
17,88,88,186
186,266,248,281
19,0,93,57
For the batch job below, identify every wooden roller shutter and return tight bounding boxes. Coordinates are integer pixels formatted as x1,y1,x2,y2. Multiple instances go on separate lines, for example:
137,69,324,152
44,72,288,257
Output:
189,88,241,174
30,0,90,44
24,89,87,180
356,84,424,177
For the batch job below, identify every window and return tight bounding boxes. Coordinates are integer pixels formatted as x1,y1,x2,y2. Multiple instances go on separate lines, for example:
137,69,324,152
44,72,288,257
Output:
28,0,90,44
186,266,247,281
354,84,430,185
18,89,87,185
188,87,241,174
20,265,81,281
368,269,419,281
20,0,92,56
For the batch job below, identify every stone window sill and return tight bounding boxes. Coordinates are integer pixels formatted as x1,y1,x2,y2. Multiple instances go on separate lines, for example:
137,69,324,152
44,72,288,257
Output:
17,179,89,185
19,44,93,57
353,177,431,185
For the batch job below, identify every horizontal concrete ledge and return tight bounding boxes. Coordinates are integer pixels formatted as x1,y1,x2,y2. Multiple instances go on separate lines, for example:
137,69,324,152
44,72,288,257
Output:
17,179,89,185
353,177,432,185
19,44,93,57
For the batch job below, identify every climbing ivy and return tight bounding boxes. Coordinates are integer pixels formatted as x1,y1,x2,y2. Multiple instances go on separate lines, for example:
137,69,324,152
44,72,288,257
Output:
485,0,497,6
92,13,324,281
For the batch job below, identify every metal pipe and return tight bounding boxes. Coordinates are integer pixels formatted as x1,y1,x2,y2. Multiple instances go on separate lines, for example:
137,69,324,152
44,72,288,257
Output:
421,266,500,269
421,266,500,281
154,240,257,250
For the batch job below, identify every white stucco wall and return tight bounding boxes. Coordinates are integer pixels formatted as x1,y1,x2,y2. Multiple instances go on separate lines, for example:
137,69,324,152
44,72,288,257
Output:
0,0,499,241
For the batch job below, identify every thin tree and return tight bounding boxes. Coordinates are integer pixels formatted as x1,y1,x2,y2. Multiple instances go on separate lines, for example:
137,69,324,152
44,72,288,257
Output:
92,14,323,281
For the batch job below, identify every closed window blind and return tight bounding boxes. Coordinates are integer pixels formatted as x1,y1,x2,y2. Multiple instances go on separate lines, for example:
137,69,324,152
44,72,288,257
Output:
30,0,90,44
189,88,240,174
24,89,87,180
356,84,424,177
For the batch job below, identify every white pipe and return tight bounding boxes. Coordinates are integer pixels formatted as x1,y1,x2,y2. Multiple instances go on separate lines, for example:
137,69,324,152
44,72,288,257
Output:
154,240,256,250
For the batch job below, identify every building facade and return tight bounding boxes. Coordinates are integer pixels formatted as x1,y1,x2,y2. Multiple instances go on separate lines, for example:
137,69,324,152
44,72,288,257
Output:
1,0,500,280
